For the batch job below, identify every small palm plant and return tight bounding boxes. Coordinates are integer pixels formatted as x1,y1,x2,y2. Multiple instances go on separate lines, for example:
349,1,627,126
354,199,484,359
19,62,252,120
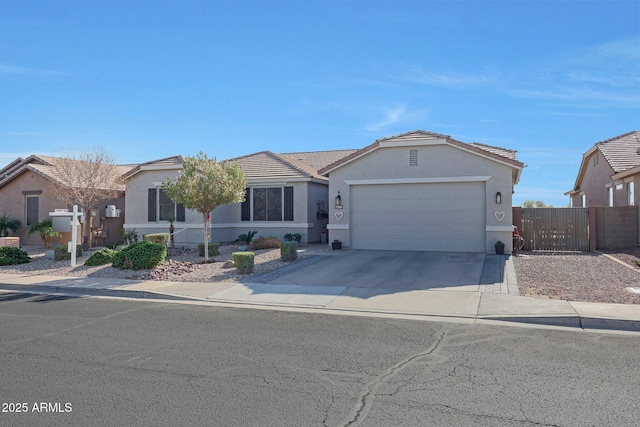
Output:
28,219,60,249
0,212,21,237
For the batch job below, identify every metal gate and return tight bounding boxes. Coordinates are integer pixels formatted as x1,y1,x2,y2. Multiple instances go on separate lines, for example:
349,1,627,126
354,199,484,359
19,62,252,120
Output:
520,208,589,251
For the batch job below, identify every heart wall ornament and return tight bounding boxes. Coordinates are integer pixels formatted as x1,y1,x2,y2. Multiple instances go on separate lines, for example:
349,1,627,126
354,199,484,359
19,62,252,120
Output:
494,211,505,222
334,211,344,221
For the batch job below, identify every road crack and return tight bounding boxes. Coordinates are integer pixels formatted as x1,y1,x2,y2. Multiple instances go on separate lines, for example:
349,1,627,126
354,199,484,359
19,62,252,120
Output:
338,328,448,426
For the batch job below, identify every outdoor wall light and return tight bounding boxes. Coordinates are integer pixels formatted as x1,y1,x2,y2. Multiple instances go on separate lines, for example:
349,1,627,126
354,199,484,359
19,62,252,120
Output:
496,192,502,204
335,192,342,208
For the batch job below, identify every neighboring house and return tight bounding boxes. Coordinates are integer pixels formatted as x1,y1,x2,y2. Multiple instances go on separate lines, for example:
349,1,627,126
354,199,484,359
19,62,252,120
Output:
122,150,357,245
318,130,524,253
565,131,640,208
0,155,131,246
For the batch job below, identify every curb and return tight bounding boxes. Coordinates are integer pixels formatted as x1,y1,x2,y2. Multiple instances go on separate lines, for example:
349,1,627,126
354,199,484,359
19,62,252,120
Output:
2,283,640,333
0,283,200,302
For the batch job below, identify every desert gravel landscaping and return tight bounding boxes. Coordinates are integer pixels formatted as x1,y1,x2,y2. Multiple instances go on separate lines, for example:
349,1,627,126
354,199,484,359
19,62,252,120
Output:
513,251,640,304
0,244,302,283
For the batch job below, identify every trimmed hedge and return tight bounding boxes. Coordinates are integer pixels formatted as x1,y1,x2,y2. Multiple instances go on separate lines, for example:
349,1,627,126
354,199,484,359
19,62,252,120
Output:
232,252,254,274
143,233,170,247
197,243,220,257
251,237,281,250
54,244,82,261
84,248,118,266
112,241,167,270
0,246,30,265
280,242,298,262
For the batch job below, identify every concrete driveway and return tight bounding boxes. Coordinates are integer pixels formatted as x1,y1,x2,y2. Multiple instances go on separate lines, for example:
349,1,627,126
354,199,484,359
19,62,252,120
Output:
254,250,486,292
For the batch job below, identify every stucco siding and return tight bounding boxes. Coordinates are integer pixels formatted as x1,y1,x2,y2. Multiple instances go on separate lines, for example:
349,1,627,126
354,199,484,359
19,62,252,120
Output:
327,143,516,252
578,152,615,206
210,181,325,243
124,168,203,246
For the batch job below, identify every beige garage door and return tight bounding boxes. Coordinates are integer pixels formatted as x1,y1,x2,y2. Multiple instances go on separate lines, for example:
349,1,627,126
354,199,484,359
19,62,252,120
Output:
350,182,486,252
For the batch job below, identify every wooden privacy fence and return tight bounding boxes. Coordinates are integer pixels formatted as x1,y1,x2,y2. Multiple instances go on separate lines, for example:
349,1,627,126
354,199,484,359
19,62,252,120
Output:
514,206,638,251
520,208,589,251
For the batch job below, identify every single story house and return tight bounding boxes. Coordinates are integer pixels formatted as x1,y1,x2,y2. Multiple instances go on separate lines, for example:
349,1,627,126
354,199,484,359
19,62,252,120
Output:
122,150,357,245
565,131,640,208
319,130,524,253
0,155,130,246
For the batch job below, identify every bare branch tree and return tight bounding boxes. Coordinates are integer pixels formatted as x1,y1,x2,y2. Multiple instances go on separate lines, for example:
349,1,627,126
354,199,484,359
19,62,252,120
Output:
48,148,124,248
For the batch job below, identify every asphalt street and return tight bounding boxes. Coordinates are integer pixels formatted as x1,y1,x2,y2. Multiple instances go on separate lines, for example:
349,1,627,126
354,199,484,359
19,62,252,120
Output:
1,293,640,426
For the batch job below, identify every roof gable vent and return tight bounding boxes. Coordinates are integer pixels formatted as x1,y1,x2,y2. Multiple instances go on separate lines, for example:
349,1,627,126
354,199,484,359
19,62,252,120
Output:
409,149,418,166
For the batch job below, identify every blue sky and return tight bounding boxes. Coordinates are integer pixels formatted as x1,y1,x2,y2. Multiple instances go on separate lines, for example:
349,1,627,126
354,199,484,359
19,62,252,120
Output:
1,0,639,207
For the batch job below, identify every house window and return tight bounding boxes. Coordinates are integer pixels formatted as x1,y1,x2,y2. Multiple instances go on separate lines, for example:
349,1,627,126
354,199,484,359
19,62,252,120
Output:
581,194,586,207
409,149,418,166
629,181,635,206
609,187,614,207
148,188,185,222
241,186,294,221
593,154,599,166
26,196,39,226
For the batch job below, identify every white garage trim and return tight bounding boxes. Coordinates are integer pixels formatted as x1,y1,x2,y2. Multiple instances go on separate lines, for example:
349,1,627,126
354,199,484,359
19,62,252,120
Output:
344,176,491,186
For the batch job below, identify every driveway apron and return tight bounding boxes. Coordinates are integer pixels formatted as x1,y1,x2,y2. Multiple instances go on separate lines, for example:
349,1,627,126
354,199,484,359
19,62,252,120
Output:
259,250,485,292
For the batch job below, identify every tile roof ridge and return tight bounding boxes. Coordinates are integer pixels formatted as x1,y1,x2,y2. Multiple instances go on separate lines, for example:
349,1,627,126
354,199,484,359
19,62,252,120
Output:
595,130,640,146
469,141,517,153
374,129,450,143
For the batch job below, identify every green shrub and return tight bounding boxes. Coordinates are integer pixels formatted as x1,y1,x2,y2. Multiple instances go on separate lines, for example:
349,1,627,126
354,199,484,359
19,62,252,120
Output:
284,233,302,243
251,236,281,250
197,243,220,257
0,246,30,265
84,248,118,266
54,244,82,261
237,231,258,244
143,233,170,247
635,259,640,268
280,241,298,262
232,252,254,273
112,241,167,270
105,241,122,250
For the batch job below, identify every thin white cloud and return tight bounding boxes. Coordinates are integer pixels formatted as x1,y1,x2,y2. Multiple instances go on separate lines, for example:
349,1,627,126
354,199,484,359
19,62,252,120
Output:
365,105,418,132
398,64,493,87
366,106,405,131
0,63,67,77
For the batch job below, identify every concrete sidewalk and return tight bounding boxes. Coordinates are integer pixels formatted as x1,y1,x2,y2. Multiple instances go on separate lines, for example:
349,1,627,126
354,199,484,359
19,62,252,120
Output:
1,270,639,333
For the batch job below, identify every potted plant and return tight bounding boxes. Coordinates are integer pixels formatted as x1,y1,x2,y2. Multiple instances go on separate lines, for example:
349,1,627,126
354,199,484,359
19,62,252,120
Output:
495,241,505,255
332,239,342,250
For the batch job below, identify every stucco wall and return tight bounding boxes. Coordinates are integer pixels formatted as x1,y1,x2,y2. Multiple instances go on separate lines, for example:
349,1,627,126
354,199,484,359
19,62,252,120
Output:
576,152,615,206
0,170,126,247
326,143,517,252
210,181,327,244
124,168,204,246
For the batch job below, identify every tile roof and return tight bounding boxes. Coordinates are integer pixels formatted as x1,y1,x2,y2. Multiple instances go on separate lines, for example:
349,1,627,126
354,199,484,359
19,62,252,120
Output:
469,142,518,160
0,154,136,191
280,149,359,171
228,151,326,181
595,131,640,173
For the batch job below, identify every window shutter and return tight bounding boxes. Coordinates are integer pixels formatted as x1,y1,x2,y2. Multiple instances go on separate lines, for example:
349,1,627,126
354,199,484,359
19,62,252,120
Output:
148,189,157,222
241,188,251,221
176,203,185,222
284,186,294,221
